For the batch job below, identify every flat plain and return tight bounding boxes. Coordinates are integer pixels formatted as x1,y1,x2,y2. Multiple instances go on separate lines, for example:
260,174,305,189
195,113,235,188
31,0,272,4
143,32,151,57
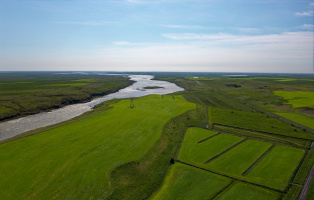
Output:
1,72,313,200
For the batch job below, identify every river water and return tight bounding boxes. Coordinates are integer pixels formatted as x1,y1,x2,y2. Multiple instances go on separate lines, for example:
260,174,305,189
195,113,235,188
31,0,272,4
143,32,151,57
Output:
0,75,184,141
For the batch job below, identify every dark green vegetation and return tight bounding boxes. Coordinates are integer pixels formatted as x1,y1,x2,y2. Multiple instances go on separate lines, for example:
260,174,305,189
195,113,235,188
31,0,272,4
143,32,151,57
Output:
1,72,313,199
143,86,164,89
0,72,133,120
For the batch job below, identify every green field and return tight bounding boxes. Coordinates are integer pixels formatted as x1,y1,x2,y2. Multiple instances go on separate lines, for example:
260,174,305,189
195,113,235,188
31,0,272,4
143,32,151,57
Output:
246,145,305,189
217,182,281,200
0,95,194,199
276,112,314,129
211,107,314,140
150,163,232,200
1,72,314,199
274,91,314,108
207,139,273,175
0,72,133,120
178,128,244,166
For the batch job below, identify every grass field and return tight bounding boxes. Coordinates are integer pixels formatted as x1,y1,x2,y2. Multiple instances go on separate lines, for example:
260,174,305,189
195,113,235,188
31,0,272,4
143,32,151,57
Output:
178,128,244,166
274,91,314,108
150,163,232,200
246,145,305,189
217,182,281,200
213,124,311,149
211,107,314,140
207,139,273,175
0,72,133,120
276,112,314,129
0,95,194,199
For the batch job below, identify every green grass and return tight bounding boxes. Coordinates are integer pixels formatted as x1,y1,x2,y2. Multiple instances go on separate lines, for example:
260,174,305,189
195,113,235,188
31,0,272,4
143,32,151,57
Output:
306,179,314,200
0,95,195,199
150,163,232,200
107,104,209,200
274,91,314,108
178,128,244,166
213,124,311,149
0,72,133,120
276,112,314,129
246,145,305,189
293,147,314,185
207,139,273,175
282,185,302,200
211,107,313,140
217,182,281,200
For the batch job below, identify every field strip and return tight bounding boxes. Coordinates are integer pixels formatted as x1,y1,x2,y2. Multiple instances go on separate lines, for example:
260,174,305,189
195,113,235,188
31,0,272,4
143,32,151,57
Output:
214,123,312,145
208,85,314,133
298,163,314,200
213,125,309,150
212,180,236,200
204,138,248,164
197,133,220,143
242,144,276,175
176,160,284,193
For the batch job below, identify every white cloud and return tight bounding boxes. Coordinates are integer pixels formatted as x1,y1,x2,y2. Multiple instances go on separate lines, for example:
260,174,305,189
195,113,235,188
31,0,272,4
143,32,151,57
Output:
299,24,314,30
53,21,116,26
295,10,314,16
161,32,313,47
236,28,262,33
310,2,314,6
164,24,217,29
112,41,131,45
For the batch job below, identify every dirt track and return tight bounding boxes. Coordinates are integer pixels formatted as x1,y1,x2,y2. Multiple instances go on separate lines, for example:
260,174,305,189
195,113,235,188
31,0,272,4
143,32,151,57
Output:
298,163,314,200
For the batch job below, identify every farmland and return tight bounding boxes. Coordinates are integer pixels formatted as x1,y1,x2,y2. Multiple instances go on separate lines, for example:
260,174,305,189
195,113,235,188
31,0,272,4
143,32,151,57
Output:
0,95,194,199
150,163,232,200
0,72,313,199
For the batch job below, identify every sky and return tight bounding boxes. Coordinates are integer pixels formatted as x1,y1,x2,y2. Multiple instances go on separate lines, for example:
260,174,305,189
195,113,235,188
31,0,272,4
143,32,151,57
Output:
0,0,313,73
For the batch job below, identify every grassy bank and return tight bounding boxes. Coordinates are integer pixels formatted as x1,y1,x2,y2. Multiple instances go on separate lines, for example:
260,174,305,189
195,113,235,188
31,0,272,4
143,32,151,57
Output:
0,72,133,121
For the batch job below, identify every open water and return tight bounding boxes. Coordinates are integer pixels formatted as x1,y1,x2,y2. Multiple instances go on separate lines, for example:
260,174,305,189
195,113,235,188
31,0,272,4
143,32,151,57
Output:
0,75,183,141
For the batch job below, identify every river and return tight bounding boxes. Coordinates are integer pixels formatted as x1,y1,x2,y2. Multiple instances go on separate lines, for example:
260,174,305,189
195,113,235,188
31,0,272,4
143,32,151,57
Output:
0,75,183,141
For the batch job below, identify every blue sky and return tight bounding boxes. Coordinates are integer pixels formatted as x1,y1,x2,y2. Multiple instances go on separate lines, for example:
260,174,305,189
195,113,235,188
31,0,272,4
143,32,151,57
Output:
0,0,313,73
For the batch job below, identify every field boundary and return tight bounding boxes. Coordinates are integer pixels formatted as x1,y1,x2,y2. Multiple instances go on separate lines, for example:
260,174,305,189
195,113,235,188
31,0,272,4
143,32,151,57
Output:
242,144,276,176
213,123,313,141
213,124,310,150
176,160,284,193
207,84,314,133
213,124,312,147
212,180,235,200
298,163,314,200
197,133,220,144
204,138,247,164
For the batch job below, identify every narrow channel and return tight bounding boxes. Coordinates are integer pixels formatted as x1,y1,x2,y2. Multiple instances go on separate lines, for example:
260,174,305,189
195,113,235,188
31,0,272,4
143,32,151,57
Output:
0,75,183,141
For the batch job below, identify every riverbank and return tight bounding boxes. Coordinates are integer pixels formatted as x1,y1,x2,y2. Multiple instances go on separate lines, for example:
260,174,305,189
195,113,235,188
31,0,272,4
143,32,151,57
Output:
0,72,134,122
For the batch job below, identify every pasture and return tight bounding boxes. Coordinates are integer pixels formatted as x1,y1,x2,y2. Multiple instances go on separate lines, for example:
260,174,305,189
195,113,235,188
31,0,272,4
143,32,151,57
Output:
207,140,272,175
274,91,314,108
211,107,314,140
178,128,244,166
246,145,305,189
217,182,281,200
276,112,314,129
0,95,194,199
150,163,231,200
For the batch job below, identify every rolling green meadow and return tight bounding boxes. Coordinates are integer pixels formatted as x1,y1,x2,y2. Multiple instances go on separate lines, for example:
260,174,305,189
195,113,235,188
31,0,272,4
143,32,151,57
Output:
1,72,313,199
0,95,194,199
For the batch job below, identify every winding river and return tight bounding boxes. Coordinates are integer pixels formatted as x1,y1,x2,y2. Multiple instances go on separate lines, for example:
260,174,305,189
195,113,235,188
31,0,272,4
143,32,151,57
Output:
0,75,184,141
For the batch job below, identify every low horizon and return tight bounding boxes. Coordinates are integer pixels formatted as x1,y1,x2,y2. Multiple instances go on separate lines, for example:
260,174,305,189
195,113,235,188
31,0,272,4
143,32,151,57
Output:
1,0,313,73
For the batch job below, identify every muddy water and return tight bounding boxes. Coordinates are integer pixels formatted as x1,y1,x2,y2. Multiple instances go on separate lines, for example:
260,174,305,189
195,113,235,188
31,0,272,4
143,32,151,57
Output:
0,75,183,141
